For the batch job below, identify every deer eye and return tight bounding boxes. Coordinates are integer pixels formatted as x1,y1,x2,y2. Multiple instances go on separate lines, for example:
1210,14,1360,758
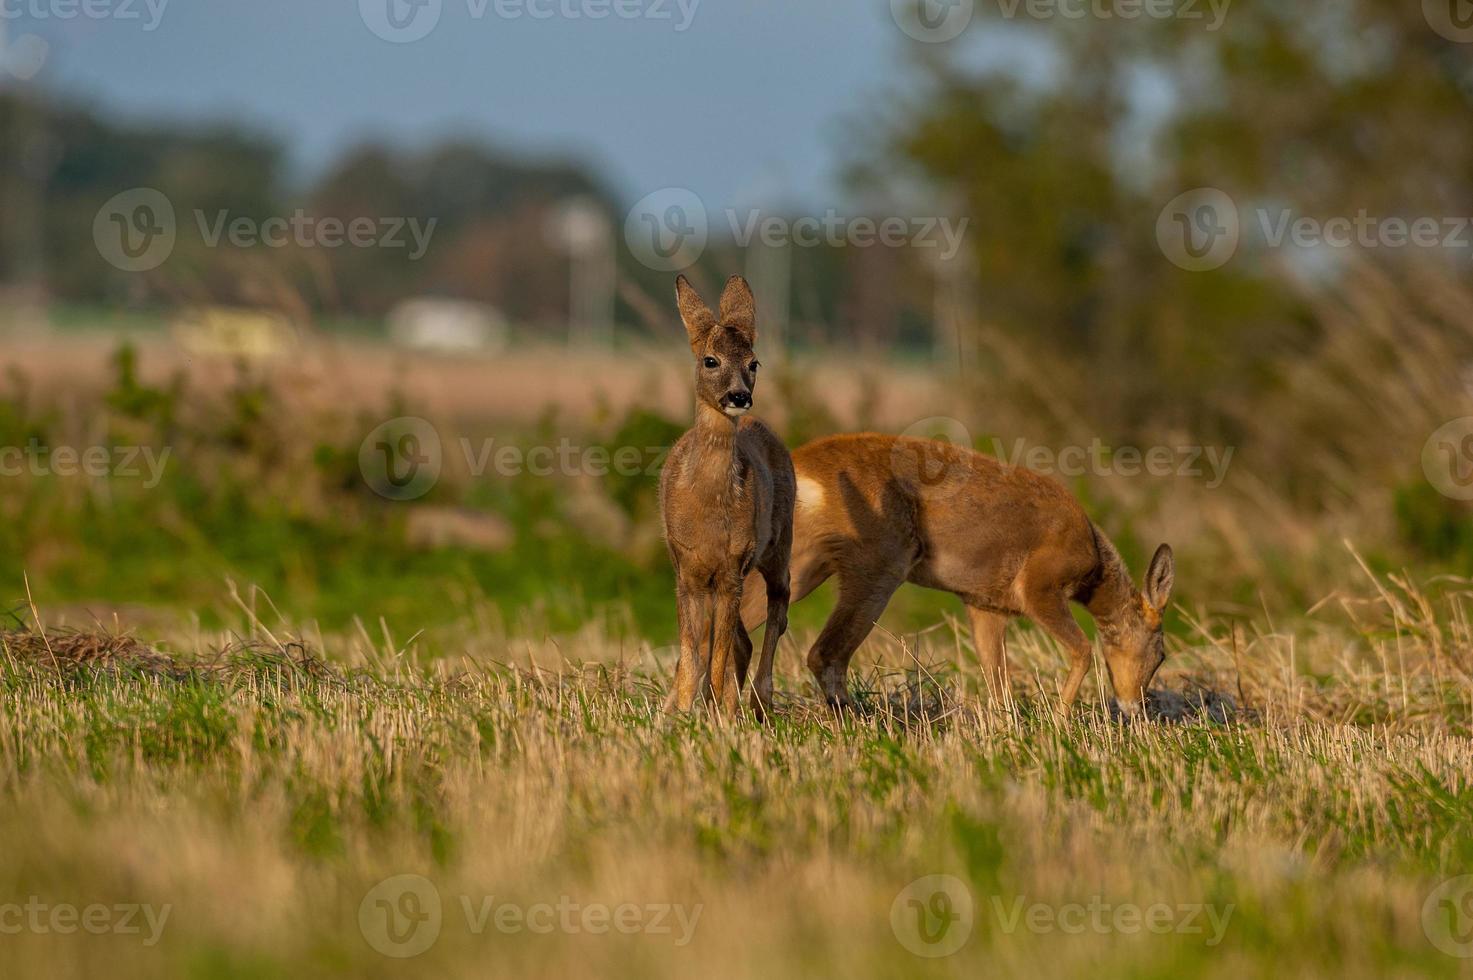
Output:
703,356,719,369
749,361,759,373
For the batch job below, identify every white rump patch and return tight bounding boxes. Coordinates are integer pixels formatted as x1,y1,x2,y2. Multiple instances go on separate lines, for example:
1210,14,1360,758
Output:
795,475,825,511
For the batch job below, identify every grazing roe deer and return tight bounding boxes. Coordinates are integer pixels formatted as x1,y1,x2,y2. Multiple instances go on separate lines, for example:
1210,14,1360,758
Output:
660,275,795,716
740,434,1175,715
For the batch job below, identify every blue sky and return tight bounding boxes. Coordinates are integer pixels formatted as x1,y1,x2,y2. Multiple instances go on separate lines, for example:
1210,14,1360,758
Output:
7,1,933,209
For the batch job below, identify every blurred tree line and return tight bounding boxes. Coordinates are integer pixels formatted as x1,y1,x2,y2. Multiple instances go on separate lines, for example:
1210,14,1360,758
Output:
0,91,611,328
0,89,942,345
4,0,1473,375
865,1,1473,439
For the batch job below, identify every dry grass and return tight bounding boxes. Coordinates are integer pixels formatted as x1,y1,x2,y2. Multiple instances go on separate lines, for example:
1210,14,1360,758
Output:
0,565,1471,979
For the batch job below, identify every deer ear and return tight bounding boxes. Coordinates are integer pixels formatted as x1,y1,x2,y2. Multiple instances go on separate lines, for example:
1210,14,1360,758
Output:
1144,543,1175,612
718,275,756,343
675,275,716,351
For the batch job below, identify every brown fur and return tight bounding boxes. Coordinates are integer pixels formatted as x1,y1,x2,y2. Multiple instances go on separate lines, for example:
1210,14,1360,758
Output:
740,434,1174,713
660,275,796,716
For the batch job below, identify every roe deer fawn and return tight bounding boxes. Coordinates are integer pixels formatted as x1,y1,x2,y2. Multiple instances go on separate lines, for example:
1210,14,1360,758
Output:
660,275,795,716
740,434,1175,716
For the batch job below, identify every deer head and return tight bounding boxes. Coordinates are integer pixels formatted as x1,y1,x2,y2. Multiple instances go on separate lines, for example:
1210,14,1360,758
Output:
675,274,761,420
1099,543,1175,716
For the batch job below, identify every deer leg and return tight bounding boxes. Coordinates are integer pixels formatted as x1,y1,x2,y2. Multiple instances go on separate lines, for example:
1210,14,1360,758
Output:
965,606,1011,704
1023,588,1092,715
741,549,830,632
807,568,907,712
732,623,754,690
750,569,790,719
709,583,742,716
670,581,713,712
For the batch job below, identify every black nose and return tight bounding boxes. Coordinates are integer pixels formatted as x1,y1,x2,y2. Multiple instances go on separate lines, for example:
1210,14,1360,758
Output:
727,391,751,409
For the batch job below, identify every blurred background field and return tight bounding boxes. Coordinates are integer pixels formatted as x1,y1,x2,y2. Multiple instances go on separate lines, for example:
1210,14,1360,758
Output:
3,4,1473,651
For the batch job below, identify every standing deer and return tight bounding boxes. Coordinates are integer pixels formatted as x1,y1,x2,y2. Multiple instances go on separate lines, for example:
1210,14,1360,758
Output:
740,434,1175,715
660,275,795,716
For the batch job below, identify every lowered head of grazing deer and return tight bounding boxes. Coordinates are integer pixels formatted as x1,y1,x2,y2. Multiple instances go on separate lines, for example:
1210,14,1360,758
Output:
660,275,794,717
1085,540,1175,717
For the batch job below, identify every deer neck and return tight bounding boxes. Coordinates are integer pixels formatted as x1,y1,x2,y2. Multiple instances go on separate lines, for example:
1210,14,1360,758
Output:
688,401,742,495
1083,525,1141,644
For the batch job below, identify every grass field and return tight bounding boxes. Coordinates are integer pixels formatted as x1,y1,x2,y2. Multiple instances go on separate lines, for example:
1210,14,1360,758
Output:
3,561,1473,979
3,332,1473,978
